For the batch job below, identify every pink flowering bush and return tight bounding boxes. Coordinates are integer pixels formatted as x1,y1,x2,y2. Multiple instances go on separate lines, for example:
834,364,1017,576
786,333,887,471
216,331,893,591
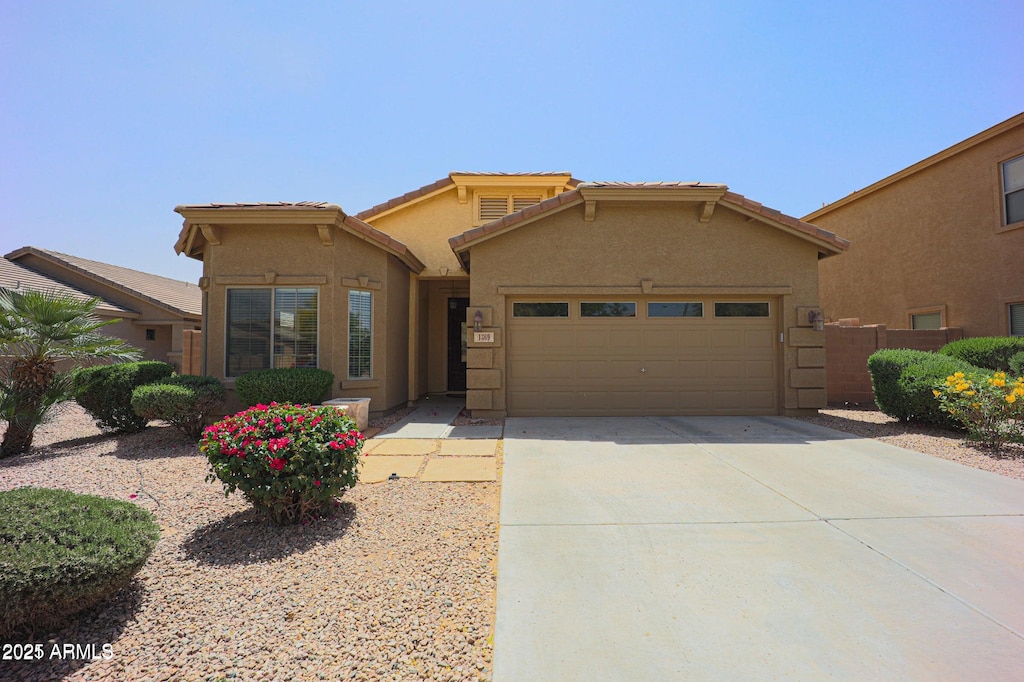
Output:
199,402,364,525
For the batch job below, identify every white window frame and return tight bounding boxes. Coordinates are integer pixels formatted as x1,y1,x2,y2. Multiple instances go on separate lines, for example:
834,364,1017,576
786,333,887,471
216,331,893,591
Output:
348,289,373,380
224,287,320,378
1002,153,1024,227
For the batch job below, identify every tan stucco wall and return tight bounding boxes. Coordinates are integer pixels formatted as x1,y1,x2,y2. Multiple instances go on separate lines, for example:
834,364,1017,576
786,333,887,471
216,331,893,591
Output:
423,279,469,393
12,253,200,369
199,222,411,415
464,201,826,416
813,124,1024,336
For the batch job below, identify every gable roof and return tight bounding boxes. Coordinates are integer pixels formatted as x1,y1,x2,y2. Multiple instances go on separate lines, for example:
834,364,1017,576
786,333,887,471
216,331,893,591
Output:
5,247,201,319
174,202,425,274
0,256,134,316
449,182,849,270
355,171,582,222
804,111,1024,221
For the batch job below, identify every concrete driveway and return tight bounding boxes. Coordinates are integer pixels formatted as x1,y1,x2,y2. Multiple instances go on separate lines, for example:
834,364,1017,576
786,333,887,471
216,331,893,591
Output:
493,416,1024,681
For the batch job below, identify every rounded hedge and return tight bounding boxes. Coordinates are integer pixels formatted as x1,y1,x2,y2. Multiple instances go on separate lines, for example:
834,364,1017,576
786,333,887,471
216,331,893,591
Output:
234,367,334,407
1009,352,1024,378
131,374,226,439
867,349,982,428
72,361,175,433
938,337,1024,372
200,403,363,525
0,487,160,636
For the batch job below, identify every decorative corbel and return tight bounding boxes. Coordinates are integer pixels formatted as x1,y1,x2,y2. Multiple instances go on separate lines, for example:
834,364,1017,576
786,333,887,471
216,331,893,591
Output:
317,225,333,246
199,224,221,245
264,271,277,284
358,275,369,288
699,201,716,223
457,186,468,204
584,200,596,222
641,279,653,294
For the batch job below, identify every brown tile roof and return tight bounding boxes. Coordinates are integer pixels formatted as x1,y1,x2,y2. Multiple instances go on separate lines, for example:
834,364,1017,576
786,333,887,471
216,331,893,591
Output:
5,247,202,318
449,182,850,262
355,172,578,221
0,256,133,316
173,203,425,274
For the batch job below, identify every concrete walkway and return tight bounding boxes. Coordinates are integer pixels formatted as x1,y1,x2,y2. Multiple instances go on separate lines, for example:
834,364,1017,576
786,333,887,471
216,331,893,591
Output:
493,416,1024,681
374,395,504,439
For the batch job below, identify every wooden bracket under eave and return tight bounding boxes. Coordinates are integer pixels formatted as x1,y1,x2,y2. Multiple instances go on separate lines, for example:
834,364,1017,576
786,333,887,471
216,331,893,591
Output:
699,201,716,223
584,200,596,222
199,224,221,245
317,225,333,246
458,186,468,204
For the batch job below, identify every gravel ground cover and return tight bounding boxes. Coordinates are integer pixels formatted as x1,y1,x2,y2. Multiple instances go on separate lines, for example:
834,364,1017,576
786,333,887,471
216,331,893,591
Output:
798,408,1024,481
1,404,499,681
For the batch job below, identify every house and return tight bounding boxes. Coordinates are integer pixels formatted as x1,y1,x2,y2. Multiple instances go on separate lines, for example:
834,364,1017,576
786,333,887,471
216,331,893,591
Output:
174,173,848,417
3,247,203,369
806,112,1024,336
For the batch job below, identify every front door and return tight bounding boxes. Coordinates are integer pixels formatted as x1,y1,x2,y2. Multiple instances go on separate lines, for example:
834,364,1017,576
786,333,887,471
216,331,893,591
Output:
447,297,469,391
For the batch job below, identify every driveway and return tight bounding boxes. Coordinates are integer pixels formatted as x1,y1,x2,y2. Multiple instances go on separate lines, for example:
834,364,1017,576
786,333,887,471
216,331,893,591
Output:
493,416,1024,681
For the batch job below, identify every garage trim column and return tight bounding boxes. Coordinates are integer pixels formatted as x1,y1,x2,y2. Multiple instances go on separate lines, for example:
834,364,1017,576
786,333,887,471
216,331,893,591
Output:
466,305,500,410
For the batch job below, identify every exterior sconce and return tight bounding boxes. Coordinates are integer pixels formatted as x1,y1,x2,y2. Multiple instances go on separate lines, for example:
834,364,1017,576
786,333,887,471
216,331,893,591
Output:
473,309,483,332
808,310,825,331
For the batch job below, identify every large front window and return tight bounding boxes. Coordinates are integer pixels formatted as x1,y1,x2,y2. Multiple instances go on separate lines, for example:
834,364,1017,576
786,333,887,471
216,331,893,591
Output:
226,288,318,377
348,290,373,379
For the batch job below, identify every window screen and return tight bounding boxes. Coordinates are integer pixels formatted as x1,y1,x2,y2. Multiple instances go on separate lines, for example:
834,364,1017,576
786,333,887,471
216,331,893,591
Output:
348,290,373,379
911,311,942,330
226,289,272,377
1010,303,1024,337
1004,155,1024,225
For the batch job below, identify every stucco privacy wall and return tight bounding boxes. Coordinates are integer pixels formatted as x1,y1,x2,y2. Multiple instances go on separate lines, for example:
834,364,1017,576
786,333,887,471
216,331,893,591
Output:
196,221,413,415
462,200,829,416
810,114,1024,336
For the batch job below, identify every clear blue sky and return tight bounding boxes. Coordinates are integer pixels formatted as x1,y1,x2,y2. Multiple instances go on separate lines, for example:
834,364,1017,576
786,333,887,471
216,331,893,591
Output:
2,1,1021,282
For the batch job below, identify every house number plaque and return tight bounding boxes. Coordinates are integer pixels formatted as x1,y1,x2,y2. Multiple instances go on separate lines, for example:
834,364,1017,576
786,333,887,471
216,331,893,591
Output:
473,331,495,343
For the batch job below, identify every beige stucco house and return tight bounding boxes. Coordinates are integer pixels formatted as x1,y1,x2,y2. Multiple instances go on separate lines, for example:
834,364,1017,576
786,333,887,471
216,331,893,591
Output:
174,173,848,417
806,112,1024,336
3,247,202,369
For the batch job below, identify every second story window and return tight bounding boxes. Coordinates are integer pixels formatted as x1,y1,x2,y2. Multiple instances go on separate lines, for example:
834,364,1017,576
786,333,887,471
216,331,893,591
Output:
1003,154,1024,225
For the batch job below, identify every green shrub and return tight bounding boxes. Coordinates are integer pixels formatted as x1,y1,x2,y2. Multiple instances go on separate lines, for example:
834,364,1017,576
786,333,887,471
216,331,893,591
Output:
867,349,981,428
0,487,160,636
234,367,334,407
200,403,363,525
938,336,1024,371
934,371,1024,448
72,361,174,432
1008,351,1024,377
131,375,226,439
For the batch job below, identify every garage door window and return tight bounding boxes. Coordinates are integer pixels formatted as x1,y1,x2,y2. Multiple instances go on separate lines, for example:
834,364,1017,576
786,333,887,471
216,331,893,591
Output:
714,302,770,317
581,302,636,317
513,302,569,318
648,302,703,318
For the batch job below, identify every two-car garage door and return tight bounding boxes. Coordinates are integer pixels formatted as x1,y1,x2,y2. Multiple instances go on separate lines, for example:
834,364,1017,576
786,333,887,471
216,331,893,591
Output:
506,297,779,417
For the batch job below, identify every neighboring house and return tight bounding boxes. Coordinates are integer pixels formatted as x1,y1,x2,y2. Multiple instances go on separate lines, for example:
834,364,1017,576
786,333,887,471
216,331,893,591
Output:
806,112,1024,336
3,247,202,369
174,172,848,418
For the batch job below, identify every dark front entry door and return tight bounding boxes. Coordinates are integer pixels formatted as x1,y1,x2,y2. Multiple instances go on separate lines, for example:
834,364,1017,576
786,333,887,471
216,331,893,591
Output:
447,297,469,391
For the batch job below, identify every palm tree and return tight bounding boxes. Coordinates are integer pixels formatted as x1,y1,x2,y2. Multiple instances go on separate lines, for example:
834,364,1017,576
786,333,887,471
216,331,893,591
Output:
0,288,141,456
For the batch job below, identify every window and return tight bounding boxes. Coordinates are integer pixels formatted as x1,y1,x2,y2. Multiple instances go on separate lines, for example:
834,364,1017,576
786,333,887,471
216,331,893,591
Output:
513,302,569,318
714,302,770,317
648,302,703,318
911,311,942,330
478,195,543,222
1003,154,1024,225
226,288,319,377
145,328,156,341
1009,303,1024,336
348,290,373,379
581,302,636,317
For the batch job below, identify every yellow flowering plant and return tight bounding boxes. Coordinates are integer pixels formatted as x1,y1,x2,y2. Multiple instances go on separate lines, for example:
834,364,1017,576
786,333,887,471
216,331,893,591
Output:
933,371,1024,448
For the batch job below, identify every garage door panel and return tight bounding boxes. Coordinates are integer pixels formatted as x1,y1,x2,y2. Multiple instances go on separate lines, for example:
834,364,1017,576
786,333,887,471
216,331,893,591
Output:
508,297,779,416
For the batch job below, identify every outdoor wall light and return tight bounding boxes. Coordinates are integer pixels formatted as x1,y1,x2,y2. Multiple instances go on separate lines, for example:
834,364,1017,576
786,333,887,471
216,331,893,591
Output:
473,309,483,332
808,310,825,331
